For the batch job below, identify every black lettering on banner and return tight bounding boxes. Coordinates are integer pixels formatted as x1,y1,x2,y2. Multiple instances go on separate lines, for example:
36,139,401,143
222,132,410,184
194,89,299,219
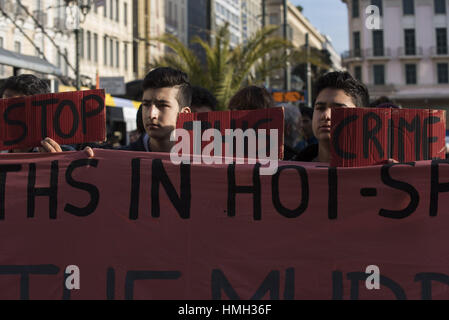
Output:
4,102,27,146
415,273,449,300
271,165,309,218
363,112,384,159
53,100,79,139
227,163,261,220
0,164,22,220
64,159,100,217
379,163,419,219
211,269,282,300
106,267,115,300
0,265,59,300
151,159,191,219
423,116,440,160
398,116,421,162
124,271,181,300
430,159,449,217
129,158,141,220
332,271,344,300
328,167,338,220
347,272,406,300
81,94,104,134
283,268,295,300
332,115,358,160
27,161,58,219
32,98,58,139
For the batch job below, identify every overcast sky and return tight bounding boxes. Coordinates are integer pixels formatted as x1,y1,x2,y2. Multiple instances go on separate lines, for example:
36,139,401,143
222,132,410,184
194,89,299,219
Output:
291,0,349,54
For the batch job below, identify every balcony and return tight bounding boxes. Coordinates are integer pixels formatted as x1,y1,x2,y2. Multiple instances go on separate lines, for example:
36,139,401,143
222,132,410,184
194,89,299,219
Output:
341,49,363,62
397,47,424,59
364,47,392,60
430,46,449,58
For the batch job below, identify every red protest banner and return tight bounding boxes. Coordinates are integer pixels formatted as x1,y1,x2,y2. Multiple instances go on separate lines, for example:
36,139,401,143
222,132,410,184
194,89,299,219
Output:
331,108,446,167
0,89,106,150
176,108,284,160
0,150,448,299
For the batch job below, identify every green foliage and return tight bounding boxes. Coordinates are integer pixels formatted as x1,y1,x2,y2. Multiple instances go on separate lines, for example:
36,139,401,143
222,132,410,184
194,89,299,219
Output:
150,24,291,110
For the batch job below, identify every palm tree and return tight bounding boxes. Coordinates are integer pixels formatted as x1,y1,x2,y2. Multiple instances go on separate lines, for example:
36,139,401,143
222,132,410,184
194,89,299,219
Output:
150,24,291,110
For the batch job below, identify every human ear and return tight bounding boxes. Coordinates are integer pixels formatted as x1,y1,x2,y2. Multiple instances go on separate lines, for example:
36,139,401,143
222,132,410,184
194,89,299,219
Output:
180,107,191,113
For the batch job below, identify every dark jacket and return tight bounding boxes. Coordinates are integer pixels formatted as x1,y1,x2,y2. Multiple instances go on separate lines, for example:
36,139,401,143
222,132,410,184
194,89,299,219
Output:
120,134,151,152
293,144,318,162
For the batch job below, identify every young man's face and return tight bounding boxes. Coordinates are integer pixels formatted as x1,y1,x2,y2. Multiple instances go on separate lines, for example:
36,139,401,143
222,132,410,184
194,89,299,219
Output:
141,87,190,140
312,88,357,142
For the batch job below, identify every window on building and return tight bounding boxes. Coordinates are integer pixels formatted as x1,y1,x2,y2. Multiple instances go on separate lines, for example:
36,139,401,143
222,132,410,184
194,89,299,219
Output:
110,0,113,19
373,30,384,56
14,41,21,53
437,63,449,83
104,0,107,17
116,40,119,68
354,66,362,81
371,0,383,16
405,64,417,84
124,42,128,70
124,2,128,26
94,33,98,62
87,31,91,61
110,38,113,66
352,0,359,18
104,35,107,66
403,0,414,15
436,28,448,54
353,31,361,56
133,41,138,73
435,0,446,14
116,0,119,22
404,29,416,55
374,65,385,85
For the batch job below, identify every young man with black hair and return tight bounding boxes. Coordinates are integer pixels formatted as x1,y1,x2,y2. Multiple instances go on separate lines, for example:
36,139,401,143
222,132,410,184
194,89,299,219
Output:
124,67,192,152
0,74,75,153
294,71,370,163
44,67,192,155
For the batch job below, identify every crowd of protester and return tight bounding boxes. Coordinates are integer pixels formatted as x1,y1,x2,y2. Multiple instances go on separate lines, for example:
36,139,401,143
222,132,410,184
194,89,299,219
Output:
0,67,437,163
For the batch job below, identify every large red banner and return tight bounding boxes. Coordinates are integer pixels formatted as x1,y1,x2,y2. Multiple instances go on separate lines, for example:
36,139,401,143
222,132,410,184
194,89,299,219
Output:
0,90,106,151
0,150,448,300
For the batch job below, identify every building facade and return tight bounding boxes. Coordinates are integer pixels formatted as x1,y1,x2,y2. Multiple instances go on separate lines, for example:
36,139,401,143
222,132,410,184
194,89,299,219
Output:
0,0,134,87
241,0,262,43
342,0,449,108
266,0,342,90
214,0,242,47
165,0,188,46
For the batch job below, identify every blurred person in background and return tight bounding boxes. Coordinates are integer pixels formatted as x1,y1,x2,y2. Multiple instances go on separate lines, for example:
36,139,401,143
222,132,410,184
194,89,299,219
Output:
191,86,217,113
296,106,318,152
228,86,275,110
280,103,302,160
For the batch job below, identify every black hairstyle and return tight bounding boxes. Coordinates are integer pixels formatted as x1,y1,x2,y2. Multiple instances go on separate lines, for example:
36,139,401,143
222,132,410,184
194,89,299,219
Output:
314,71,370,108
